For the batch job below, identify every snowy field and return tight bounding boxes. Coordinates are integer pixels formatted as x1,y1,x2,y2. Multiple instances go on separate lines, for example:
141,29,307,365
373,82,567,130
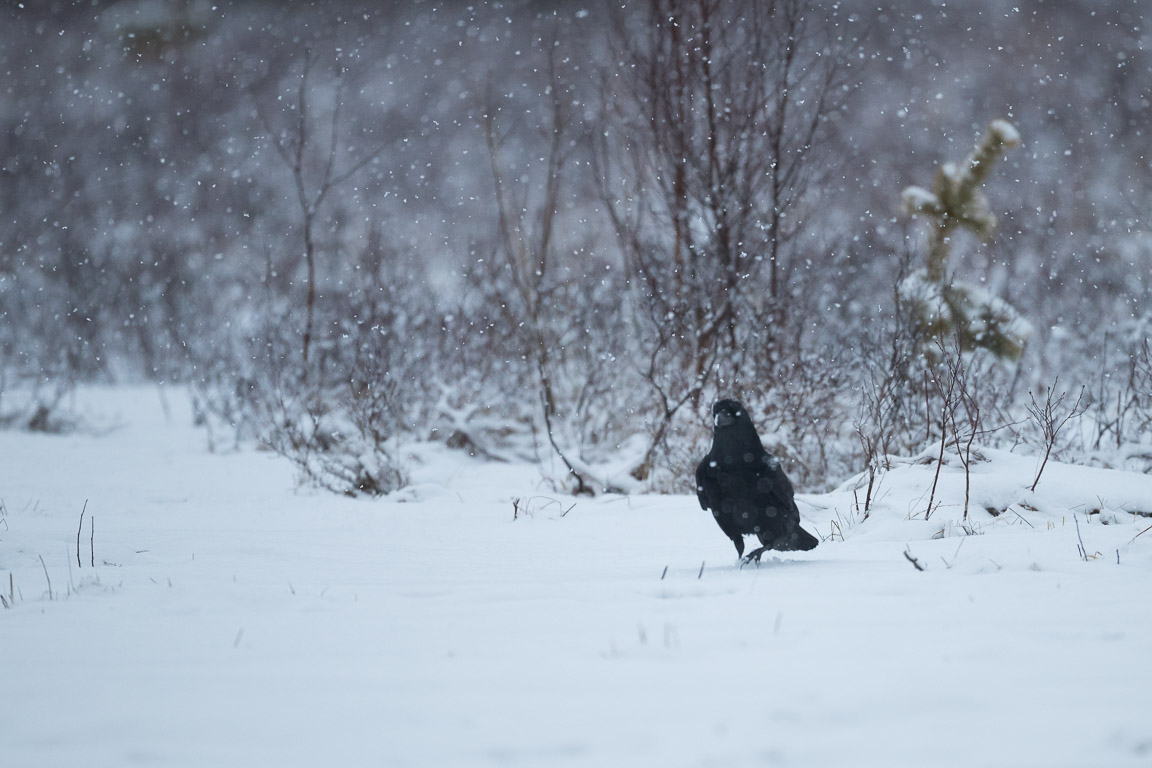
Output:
2,388,1151,767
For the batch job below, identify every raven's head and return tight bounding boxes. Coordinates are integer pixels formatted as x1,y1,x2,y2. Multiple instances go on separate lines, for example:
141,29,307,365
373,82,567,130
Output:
712,399,750,429
711,398,763,452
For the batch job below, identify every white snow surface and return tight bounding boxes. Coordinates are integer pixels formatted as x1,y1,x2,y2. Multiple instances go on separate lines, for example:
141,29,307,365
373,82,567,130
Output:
2,388,1151,767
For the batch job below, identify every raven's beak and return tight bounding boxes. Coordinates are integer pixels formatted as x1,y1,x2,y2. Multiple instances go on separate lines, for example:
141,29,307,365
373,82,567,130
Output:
715,412,735,428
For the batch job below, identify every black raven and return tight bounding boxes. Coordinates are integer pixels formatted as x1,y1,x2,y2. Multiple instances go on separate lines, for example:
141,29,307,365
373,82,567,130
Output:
696,399,819,563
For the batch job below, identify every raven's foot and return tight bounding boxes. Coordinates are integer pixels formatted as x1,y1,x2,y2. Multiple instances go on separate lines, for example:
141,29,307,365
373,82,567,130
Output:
740,547,771,567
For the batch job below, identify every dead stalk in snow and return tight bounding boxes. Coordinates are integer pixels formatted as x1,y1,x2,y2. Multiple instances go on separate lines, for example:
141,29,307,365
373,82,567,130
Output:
924,369,956,521
1127,523,1152,545
39,555,52,600
854,425,877,517
76,499,87,569
903,548,925,571
930,337,988,521
1074,514,1089,561
1027,379,1087,492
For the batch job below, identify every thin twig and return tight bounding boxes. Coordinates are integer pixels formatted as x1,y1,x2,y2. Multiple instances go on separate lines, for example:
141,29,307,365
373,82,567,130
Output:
925,426,946,521
76,499,88,569
90,516,95,568
1074,513,1088,561
1028,381,1087,492
903,547,925,571
38,554,52,600
698,560,705,579
1128,523,1152,545
1011,507,1035,528
941,536,966,569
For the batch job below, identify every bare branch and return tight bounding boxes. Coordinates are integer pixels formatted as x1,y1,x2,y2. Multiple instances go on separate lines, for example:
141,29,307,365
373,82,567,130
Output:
76,499,87,569
1027,379,1088,492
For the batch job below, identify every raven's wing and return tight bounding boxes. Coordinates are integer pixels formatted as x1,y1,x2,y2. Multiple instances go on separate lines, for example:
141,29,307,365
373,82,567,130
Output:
754,453,798,516
754,454,818,550
695,457,718,512
697,456,744,544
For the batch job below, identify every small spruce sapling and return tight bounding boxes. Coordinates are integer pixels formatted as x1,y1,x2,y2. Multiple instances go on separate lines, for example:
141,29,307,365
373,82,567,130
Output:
900,120,1032,360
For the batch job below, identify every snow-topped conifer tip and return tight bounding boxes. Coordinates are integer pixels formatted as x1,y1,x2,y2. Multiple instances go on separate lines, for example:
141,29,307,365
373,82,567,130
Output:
989,119,1021,148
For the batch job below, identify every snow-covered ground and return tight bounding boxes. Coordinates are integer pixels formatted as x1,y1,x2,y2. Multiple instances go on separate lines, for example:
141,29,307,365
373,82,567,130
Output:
2,388,1151,767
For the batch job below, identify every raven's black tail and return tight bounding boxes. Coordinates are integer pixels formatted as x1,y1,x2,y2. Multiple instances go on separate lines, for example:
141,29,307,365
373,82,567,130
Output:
775,525,819,551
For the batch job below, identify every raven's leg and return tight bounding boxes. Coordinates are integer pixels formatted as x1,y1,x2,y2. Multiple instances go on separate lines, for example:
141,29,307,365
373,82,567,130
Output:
741,544,770,565
731,535,745,559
